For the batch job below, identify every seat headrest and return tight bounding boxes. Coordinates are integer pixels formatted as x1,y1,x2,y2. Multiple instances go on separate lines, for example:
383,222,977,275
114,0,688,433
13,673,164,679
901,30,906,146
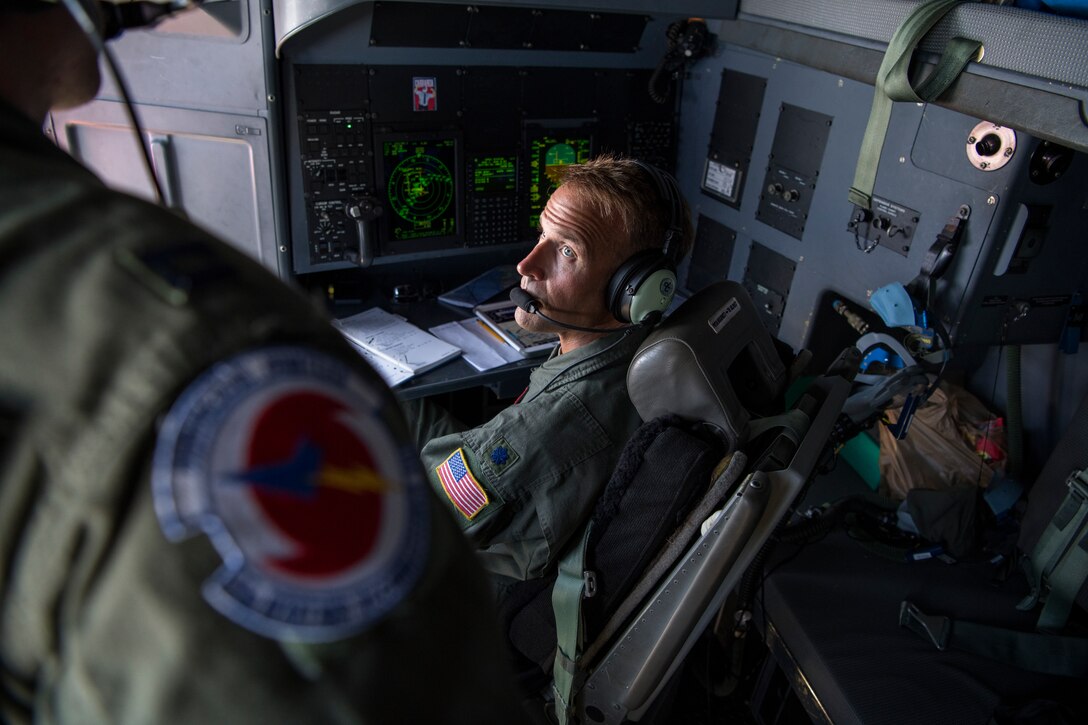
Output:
627,281,788,451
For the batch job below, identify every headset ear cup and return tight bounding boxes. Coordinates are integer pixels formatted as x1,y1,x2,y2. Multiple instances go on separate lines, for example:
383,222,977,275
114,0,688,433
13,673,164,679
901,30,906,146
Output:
607,250,675,324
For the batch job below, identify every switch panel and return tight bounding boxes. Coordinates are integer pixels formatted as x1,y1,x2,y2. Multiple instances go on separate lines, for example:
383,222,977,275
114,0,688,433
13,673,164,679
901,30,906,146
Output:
846,197,920,257
756,104,832,241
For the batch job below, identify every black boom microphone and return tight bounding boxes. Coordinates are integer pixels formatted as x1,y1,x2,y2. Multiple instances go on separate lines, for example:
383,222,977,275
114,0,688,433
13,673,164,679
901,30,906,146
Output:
509,288,640,334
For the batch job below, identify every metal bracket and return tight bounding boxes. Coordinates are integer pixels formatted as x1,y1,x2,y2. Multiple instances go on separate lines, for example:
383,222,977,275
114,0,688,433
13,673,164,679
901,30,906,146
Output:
884,391,921,440
583,570,598,599
898,600,951,651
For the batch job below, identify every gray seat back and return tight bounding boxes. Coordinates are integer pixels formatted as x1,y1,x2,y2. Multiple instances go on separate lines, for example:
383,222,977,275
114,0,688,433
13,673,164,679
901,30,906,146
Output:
627,281,788,452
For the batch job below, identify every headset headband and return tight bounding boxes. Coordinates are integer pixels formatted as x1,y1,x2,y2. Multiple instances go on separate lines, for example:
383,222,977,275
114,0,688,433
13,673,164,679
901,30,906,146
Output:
631,160,684,261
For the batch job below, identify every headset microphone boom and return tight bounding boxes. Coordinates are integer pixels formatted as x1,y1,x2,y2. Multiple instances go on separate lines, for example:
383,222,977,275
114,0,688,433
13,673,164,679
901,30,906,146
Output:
509,288,645,334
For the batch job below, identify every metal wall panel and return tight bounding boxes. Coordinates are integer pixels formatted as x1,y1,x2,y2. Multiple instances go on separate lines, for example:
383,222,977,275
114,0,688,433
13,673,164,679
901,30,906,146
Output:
98,0,272,116
54,0,289,278
274,0,739,53
676,42,1088,361
51,102,284,275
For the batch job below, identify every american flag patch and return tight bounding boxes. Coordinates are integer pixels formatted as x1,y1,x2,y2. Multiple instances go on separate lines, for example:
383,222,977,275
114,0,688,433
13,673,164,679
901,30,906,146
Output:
436,448,489,519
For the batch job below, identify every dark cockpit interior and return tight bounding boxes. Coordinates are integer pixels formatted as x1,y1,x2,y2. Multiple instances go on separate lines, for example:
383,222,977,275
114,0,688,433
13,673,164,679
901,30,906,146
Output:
39,0,1088,722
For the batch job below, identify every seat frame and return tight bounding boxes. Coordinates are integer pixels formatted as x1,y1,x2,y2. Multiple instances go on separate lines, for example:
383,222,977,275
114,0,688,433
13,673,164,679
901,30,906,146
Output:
575,372,851,723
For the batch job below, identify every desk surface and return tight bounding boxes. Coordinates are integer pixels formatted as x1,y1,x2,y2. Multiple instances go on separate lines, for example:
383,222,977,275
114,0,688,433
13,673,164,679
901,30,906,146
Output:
334,297,542,401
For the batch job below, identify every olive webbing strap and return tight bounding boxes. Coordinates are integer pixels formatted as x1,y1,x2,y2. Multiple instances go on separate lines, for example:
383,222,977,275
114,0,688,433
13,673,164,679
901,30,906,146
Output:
848,0,983,209
900,600,1088,677
1018,469,1088,631
552,525,594,725
899,470,1088,677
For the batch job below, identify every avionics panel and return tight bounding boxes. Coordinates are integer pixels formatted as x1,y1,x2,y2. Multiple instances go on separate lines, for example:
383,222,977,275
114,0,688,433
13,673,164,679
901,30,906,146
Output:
288,65,676,274
524,121,595,233
294,65,373,267
375,132,462,253
467,153,520,246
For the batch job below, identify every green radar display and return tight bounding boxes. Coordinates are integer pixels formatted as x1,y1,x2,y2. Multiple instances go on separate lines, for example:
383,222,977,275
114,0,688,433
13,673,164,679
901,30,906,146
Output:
526,126,592,231
379,135,459,241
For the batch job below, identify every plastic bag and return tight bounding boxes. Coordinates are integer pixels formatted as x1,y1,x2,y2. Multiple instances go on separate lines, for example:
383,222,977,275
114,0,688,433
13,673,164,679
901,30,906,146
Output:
878,382,1006,500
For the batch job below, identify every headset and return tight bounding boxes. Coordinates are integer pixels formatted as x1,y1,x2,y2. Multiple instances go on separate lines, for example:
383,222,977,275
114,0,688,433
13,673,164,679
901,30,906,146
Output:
512,161,686,332
605,160,684,325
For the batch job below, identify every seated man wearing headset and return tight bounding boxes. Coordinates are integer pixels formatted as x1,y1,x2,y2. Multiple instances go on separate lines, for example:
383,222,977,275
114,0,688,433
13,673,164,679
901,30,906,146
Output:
404,155,695,584
0,2,517,722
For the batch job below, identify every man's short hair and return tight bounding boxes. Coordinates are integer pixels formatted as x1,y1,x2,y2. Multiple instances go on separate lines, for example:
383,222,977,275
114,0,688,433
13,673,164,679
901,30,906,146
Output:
555,154,695,264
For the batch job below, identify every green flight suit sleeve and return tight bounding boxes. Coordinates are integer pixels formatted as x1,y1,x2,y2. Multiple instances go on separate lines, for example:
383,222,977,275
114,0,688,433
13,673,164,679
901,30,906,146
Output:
419,387,620,581
399,396,469,451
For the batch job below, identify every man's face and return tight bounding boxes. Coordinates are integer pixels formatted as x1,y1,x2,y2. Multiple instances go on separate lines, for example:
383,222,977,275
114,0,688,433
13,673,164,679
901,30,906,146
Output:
515,183,627,337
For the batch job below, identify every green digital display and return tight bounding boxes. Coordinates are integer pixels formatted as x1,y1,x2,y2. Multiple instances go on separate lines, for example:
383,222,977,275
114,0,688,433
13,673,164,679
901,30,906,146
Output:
379,135,459,242
472,154,517,194
526,126,592,231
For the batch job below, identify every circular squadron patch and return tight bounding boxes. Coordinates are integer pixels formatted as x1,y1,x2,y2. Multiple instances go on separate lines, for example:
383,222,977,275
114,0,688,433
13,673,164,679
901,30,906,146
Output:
152,346,429,642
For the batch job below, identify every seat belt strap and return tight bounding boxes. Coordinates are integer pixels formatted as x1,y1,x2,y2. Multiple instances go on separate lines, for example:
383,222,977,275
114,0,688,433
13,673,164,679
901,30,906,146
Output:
848,0,983,209
900,600,1088,677
552,525,594,725
1039,524,1088,631
1017,469,1088,630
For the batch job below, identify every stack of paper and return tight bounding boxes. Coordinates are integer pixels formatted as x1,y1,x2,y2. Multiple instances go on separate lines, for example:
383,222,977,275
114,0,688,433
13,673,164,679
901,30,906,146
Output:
429,319,526,372
334,307,462,386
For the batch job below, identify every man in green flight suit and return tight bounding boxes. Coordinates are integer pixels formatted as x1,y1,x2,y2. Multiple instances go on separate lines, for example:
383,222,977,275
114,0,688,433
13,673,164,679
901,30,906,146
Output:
0,2,518,722
405,155,695,583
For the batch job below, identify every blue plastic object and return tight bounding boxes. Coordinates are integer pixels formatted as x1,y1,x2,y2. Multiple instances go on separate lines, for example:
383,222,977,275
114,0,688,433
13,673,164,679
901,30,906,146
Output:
870,283,916,328
984,474,1025,522
1015,1,1088,19
860,347,904,372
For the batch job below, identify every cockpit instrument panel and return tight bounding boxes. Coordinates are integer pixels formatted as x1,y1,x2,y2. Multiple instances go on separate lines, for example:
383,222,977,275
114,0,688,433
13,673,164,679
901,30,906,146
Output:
288,65,675,273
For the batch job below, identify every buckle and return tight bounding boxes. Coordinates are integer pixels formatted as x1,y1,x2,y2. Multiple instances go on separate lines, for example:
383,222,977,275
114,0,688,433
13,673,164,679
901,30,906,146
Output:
898,600,951,651
1054,470,1088,530
582,570,598,599
1067,469,1088,500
